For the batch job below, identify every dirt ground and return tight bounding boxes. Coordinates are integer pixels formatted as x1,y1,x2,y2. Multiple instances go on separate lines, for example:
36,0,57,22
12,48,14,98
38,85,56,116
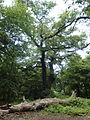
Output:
0,112,90,120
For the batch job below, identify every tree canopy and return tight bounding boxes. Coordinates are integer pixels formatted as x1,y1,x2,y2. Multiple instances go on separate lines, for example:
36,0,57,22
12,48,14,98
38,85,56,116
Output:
0,0,90,104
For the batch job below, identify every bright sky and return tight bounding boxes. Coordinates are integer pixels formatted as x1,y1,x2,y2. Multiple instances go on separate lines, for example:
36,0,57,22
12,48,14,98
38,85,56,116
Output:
3,0,90,58
4,0,13,6
4,0,66,15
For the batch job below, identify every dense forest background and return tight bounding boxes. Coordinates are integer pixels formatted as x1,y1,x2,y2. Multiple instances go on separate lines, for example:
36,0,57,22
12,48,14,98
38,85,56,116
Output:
0,0,90,104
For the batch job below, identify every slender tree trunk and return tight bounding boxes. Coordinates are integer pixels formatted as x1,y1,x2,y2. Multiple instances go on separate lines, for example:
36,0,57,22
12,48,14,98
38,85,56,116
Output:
41,50,47,89
84,80,88,97
75,84,80,97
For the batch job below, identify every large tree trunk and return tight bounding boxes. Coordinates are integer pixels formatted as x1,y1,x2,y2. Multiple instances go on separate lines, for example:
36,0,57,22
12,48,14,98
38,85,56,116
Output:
41,50,47,89
0,91,76,115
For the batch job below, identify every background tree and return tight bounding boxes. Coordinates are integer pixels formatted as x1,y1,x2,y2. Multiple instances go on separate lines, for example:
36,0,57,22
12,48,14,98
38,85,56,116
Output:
15,0,89,91
58,54,90,98
0,1,33,103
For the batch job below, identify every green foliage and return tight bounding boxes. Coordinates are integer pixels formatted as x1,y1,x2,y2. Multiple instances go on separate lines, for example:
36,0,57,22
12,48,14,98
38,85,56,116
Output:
66,97,90,107
58,54,90,98
0,0,89,104
29,0,56,17
48,89,69,99
67,0,90,16
42,97,90,116
0,2,31,103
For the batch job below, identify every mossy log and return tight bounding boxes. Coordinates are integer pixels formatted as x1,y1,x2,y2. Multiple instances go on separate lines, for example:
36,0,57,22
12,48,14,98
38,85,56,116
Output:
0,91,76,114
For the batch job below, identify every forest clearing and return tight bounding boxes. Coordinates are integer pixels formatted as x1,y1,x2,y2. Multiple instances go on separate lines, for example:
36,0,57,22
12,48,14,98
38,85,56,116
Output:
0,0,90,119
0,92,90,119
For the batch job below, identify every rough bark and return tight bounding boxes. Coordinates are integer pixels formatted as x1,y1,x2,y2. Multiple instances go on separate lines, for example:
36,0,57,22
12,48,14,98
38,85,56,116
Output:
0,91,76,115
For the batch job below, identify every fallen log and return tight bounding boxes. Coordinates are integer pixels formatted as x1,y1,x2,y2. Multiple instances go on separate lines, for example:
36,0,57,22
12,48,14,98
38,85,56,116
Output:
0,104,11,110
0,104,11,116
9,91,76,113
0,91,76,115
0,110,9,116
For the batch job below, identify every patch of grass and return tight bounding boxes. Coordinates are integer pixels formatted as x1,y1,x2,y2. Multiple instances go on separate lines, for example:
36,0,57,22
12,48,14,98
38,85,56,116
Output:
11,101,20,105
49,90,69,99
66,97,90,107
42,97,90,116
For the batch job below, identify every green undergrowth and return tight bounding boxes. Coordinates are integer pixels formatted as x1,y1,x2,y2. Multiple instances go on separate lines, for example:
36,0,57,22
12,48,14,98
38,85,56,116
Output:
48,89,70,99
41,97,90,116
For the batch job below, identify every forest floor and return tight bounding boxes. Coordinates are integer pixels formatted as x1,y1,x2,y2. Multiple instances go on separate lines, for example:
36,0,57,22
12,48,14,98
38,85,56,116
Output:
0,112,90,120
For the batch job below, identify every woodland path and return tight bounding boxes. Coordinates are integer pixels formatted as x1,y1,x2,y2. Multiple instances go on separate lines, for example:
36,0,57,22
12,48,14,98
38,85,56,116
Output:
0,112,90,120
